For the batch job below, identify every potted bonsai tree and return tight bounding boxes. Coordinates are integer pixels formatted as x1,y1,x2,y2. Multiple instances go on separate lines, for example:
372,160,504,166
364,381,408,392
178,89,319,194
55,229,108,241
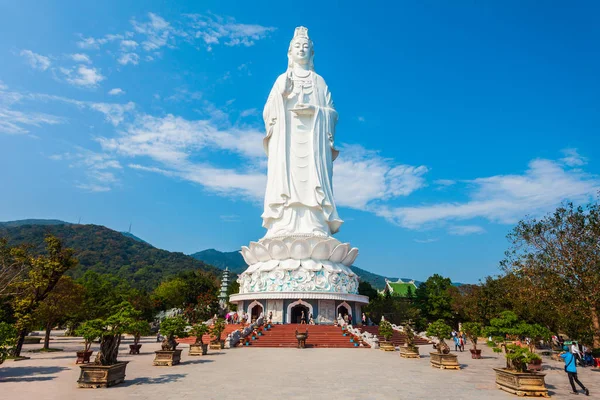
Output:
427,319,459,370
210,318,226,349
127,320,150,355
154,316,188,366
0,322,16,365
74,321,102,364
399,323,419,358
378,319,394,351
462,322,484,359
493,344,547,397
188,323,210,356
77,301,140,388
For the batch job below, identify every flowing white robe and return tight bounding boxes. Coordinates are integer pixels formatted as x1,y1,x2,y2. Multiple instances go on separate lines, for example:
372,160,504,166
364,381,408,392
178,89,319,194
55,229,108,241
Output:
261,71,342,237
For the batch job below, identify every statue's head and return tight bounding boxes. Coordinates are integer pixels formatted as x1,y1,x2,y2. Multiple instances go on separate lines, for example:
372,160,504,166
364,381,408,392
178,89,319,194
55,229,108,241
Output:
288,26,314,70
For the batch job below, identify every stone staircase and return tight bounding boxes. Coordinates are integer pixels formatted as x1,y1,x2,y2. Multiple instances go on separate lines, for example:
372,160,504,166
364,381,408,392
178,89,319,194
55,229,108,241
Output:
177,324,243,345
358,326,430,347
242,324,369,348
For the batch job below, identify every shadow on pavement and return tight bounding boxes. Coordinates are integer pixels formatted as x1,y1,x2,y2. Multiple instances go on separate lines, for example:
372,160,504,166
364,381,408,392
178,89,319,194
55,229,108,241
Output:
0,366,68,381
124,373,187,386
181,359,215,365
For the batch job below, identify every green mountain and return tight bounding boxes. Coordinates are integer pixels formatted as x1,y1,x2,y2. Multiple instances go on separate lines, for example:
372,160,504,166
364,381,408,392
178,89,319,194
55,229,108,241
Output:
0,219,70,227
0,221,220,291
189,249,247,274
120,231,151,245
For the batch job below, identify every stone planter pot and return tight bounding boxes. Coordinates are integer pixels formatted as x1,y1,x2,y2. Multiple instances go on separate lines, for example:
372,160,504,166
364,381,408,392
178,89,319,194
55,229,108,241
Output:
189,343,208,356
129,344,142,355
76,350,94,364
209,342,221,350
23,336,42,344
77,361,129,388
527,359,543,372
153,349,182,366
399,345,420,358
430,352,460,370
470,349,482,359
493,368,549,397
379,341,395,351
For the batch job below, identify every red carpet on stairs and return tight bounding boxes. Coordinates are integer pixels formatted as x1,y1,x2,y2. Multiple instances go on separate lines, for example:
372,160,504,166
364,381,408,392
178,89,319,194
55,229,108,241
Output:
242,324,369,348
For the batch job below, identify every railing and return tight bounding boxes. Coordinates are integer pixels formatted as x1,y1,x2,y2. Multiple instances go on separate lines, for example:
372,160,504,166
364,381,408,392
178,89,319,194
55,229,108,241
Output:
226,316,264,348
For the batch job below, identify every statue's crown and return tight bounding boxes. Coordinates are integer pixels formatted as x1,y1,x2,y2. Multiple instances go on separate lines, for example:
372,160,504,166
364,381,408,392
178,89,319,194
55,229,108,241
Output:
293,26,309,40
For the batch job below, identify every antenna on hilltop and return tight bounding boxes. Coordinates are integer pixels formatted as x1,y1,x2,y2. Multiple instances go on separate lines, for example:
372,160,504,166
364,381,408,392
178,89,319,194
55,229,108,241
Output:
77,216,82,224
128,223,132,233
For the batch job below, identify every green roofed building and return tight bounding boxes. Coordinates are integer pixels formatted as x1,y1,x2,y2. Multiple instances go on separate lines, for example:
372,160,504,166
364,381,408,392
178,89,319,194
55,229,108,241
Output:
382,279,418,297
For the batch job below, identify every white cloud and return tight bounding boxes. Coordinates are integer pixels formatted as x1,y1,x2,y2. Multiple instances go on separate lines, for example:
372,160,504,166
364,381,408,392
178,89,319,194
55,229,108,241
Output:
434,179,456,187
414,238,439,243
117,53,140,65
61,65,105,87
120,40,139,49
560,148,587,167
53,147,122,191
70,53,91,64
376,156,600,230
334,145,428,209
240,108,258,117
108,88,125,96
186,14,276,49
20,50,51,71
131,12,176,51
447,225,485,236
0,84,63,134
89,102,135,126
357,116,365,122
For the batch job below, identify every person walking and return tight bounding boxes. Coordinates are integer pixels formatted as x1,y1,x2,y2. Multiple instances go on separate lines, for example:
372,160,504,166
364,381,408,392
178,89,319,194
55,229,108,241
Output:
453,334,460,351
362,313,367,326
561,346,590,396
300,310,306,324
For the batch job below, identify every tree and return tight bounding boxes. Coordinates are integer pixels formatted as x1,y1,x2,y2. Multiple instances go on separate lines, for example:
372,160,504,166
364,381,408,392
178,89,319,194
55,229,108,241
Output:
34,276,84,350
378,319,393,342
427,319,452,353
502,201,600,347
210,318,226,343
93,301,141,365
0,238,30,296
415,274,455,325
358,281,379,301
461,322,484,351
0,322,16,364
159,316,188,351
9,235,78,357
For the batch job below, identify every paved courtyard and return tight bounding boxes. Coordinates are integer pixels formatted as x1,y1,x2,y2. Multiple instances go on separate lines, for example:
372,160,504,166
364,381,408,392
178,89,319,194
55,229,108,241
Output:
1,336,598,399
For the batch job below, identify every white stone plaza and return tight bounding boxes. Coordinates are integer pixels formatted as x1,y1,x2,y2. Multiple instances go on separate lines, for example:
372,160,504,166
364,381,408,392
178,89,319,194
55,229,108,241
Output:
1,337,598,399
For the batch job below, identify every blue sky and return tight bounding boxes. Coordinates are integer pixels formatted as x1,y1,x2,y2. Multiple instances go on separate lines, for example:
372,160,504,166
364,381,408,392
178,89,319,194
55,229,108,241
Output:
1,1,599,283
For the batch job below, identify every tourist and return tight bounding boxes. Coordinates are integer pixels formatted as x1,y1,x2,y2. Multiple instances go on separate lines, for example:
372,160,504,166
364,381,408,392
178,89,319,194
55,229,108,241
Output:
571,342,584,367
561,346,590,396
348,313,352,325
458,331,465,352
453,334,460,352
309,313,315,325
300,310,306,324
362,313,366,326
268,311,273,324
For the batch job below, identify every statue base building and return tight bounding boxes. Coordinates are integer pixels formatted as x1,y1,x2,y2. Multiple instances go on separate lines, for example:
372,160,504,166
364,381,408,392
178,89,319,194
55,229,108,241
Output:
229,235,369,324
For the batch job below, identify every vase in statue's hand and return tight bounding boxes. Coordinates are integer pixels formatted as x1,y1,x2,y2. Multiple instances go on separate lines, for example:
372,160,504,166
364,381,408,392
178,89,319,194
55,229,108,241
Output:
290,103,316,116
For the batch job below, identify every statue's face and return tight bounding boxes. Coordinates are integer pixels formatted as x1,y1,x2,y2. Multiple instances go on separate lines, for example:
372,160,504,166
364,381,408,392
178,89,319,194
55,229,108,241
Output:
290,38,311,65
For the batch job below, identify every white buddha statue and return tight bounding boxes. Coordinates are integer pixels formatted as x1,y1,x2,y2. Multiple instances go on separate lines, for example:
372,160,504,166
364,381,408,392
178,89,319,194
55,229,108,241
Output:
261,26,342,238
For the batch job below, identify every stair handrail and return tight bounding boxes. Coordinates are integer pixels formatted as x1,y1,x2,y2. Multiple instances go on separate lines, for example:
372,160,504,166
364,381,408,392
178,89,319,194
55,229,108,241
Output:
347,325,379,349
226,316,264,348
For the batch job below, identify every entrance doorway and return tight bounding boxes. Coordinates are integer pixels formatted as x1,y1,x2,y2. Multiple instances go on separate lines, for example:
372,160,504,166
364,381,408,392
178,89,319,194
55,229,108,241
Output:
290,304,309,324
250,304,263,323
338,305,349,319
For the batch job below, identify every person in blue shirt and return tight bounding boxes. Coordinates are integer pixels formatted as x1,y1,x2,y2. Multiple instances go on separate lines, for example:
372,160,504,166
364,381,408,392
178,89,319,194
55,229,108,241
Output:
561,346,590,396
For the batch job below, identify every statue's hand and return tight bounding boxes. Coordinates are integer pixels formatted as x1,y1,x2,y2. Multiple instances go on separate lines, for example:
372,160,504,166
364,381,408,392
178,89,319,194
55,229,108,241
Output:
281,72,293,96
290,103,316,115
